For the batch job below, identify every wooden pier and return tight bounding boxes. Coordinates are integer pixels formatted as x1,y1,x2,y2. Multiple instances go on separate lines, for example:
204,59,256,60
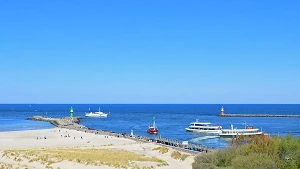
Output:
26,116,207,154
219,114,300,118
155,136,209,154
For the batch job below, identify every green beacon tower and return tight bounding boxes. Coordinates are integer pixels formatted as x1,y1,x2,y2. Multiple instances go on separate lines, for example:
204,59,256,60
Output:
70,106,74,117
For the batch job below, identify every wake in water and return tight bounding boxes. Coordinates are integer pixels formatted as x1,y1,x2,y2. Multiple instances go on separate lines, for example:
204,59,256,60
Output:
1,104,300,149
189,135,220,143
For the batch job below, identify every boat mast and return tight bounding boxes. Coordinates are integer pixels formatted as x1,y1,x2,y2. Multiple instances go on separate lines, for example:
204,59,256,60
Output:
153,117,156,128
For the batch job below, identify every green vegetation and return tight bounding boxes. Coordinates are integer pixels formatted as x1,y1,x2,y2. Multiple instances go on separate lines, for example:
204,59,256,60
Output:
152,146,169,154
171,151,189,161
0,161,30,169
0,163,13,169
192,134,300,169
2,148,167,168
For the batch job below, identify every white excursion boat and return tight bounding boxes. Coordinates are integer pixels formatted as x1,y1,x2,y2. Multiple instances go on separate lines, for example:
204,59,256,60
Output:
185,119,222,134
85,107,108,118
219,123,263,138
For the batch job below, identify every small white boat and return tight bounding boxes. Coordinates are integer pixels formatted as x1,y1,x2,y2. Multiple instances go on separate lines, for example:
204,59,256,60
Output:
85,107,108,118
185,119,222,134
219,122,263,138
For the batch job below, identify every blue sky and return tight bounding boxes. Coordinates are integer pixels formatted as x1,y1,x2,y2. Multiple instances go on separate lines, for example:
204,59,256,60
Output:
0,0,299,104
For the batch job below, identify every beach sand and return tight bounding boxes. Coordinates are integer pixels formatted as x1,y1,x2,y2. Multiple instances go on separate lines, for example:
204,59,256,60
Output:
0,128,195,169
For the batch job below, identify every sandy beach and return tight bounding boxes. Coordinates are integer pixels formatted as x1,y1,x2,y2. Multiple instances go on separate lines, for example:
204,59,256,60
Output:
0,128,195,169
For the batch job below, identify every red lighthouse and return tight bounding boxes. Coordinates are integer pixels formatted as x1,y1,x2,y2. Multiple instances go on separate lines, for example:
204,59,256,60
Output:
221,106,225,115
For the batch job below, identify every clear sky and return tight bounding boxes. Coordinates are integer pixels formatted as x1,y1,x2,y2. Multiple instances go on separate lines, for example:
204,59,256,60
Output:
0,0,299,104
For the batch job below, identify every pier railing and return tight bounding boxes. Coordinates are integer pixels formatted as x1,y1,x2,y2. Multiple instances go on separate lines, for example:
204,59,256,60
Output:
26,116,207,154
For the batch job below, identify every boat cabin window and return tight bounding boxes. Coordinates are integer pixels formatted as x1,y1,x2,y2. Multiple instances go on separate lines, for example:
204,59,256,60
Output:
194,124,209,126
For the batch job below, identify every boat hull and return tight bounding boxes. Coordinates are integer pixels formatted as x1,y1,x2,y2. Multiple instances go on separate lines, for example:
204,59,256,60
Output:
185,128,222,134
147,129,158,134
85,114,107,118
219,132,263,138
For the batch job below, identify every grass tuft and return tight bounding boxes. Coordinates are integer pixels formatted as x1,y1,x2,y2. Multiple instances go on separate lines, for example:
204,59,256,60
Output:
171,151,189,161
2,148,167,168
152,146,169,154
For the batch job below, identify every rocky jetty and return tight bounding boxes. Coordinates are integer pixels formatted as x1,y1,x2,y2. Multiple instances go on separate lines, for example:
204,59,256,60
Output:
26,116,87,129
219,114,300,118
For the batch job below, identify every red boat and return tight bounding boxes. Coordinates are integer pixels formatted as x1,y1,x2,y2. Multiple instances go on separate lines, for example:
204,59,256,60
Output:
147,117,158,134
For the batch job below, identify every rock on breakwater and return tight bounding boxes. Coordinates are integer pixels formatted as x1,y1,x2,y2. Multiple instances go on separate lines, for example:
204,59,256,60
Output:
219,114,300,118
26,116,86,129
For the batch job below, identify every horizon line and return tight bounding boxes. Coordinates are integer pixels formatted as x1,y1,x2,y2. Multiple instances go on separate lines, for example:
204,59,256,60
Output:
0,103,299,105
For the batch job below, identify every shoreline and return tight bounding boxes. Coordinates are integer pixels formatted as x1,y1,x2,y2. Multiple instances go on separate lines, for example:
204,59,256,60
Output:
25,116,209,154
0,127,196,169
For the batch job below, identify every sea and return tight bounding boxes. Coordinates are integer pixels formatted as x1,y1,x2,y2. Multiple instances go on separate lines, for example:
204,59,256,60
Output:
1,104,300,148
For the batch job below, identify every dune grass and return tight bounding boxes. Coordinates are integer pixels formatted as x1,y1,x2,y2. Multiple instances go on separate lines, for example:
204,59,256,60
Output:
171,151,189,161
2,148,167,168
152,146,189,161
0,162,13,169
152,146,169,154
0,162,29,169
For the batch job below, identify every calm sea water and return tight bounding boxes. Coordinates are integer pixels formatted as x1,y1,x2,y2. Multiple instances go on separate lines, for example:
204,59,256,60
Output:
1,104,300,148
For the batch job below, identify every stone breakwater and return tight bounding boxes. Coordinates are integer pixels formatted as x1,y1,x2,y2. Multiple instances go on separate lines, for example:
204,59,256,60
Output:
219,114,300,118
26,116,87,129
26,116,208,155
